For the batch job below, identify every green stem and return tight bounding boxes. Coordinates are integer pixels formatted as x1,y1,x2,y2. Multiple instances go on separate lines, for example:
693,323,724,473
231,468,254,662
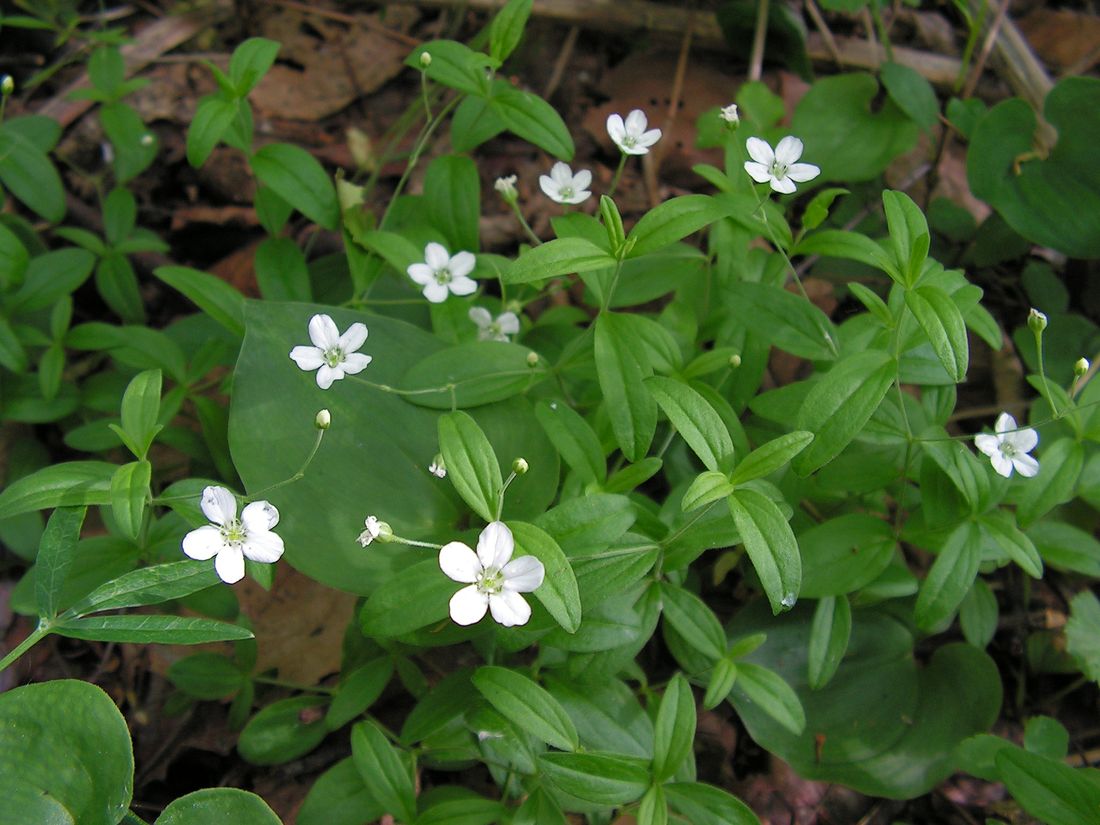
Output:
869,0,895,63
607,154,628,197
0,622,50,674
253,675,335,694
392,536,443,550
246,428,326,499
509,199,542,246
1033,327,1061,418
495,470,519,521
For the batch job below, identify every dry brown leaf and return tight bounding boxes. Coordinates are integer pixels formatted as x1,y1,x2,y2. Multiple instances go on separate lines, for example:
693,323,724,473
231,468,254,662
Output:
1019,9,1100,72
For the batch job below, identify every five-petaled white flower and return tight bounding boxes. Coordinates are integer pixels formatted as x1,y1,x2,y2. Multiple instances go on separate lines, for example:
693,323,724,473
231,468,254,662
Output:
470,306,520,342
744,136,820,194
289,314,372,390
720,103,740,125
439,522,545,627
974,412,1040,479
538,162,592,205
407,242,478,303
357,515,391,547
182,486,284,584
607,109,662,155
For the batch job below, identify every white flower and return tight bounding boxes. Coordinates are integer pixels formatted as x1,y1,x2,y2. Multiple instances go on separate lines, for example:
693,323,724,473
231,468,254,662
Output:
974,412,1040,479
407,242,478,303
439,522,545,627
720,103,740,125
538,162,592,205
429,456,447,478
744,136,820,194
469,307,520,342
607,109,661,155
289,314,372,390
357,515,391,547
494,174,518,201
182,486,284,584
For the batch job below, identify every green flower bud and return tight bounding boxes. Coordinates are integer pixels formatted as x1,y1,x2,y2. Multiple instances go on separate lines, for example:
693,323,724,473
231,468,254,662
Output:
512,457,529,475
1075,357,1090,377
526,351,540,367
419,51,432,68
729,353,742,368
1,75,13,96
1028,308,1048,333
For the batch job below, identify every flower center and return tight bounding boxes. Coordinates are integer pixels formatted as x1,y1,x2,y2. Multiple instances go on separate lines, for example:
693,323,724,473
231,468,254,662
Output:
622,135,637,147
770,160,790,180
1001,441,1017,457
435,267,453,285
219,519,248,547
476,566,504,596
323,346,345,368
559,186,574,199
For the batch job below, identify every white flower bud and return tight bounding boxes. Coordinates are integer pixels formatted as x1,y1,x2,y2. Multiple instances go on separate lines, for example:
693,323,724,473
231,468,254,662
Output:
512,457,529,475
494,174,518,202
429,455,447,478
419,51,432,68
315,409,331,430
526,351,540,367
357,515,393,547
140,133,154,147
729,353,742,368
1,75,13,96
720,103,739,127
1028,308,1048,333
1075,357,1090,377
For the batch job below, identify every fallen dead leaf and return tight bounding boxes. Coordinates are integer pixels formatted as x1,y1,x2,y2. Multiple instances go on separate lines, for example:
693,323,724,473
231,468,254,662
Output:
1019,9,1100,72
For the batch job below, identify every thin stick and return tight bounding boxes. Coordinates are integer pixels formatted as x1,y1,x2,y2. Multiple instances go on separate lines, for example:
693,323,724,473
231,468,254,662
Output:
542,25,579,99
804,0,843,67
267,0,421,47
962,0,1010,99
748,0,770,83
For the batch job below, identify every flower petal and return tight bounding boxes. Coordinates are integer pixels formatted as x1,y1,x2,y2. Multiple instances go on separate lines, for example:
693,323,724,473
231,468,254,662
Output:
551,161,572,185
786,162,820,183
214,547,246,584
1008,426,1038,454
974,433,1000,458
745,137,775,166
422,282,450,303
439,541,481,583
449,584,489,625
497,312,520,335
425,242,450,271
1013,454,1040,478
744,161,773,184
243,529,285,564
502,555,544,592
573,169,592,190
182,525,224,560
774,136,805,165
200,486,237,525
308,314,340,349
242,500,280,531
606,113,626,144
624,109,648,135
770,175,798,195
289,345,325,371
638,128,662,147
341,353,372,375
489,589,531,627
989,451,1014,478
449,275,478,297
407,263,434,286
338,322,368,354
449,251,476,278
538,175,559,200
316,364,340,389
477,521,514,569
995,412,1017,434
469,306,493,328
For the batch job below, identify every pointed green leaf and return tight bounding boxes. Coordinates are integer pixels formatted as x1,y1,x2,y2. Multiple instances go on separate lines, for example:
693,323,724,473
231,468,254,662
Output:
727,489,801,615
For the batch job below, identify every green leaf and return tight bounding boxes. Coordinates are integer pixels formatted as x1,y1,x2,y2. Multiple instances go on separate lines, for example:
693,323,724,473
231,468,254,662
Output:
727,489,801,615
110,460,150,541
1066,590,1100,683
967,77,1100,259
155,788,282,825
0,120,66,221
914,521,981,632
54,614,253,644
798,514,897,597
326,658,394,730
251,143,339,230
297,757,383,825
535,399,605,484
503,237,616,285
595,312,657,461
239,695,329,766
703,657,739,711
881,61,939,131
359,558,453,637
508,521,581,633
187,95,238,168
95,252,144,323
1017,437,1084,528
905,285,968,382
229,37,280,96
652,672,696,781
352,228,423,273
724,281,838,361
792,350,896,476
168,652,246,700
472,665,579,751
681,471,737,513
660,582,726,661
400,342,545,409
0,461,116,520
407,40,496,97
646,376,734,472
626,195,733,258
0,221,29,288
424,155,481,252
36,506,87,620
665,782,760,825
119,369,162,460
978,510,1042,578
449,95,506,153
801,187,850,232
848,282,894,327
959,578,998,650
0,316,27,372
254,237,311,302
351,720,416,824
793,229,895,277
489,83,574,160
790,73,919,182
102,187,136,245
0,680,133,825
153,265,245,337
995,748,1100,825
10,248,96,313
733,662,805,735
438,411,502,523
101,103,157,183
67,560,221,617
729,431,814,486
489,0,532,61
807,595,851,689
537,752,650,805
638,784,669,825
